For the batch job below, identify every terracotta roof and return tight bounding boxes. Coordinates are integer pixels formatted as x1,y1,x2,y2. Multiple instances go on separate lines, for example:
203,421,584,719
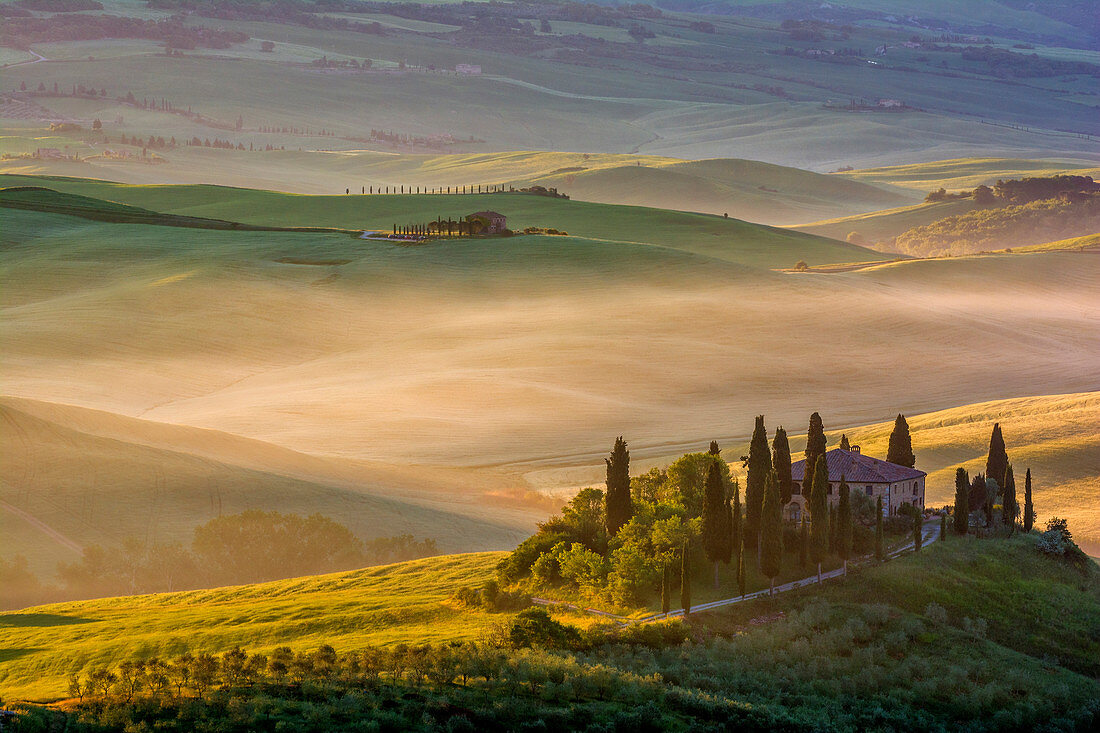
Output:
469,211,505,219
790,448,925,483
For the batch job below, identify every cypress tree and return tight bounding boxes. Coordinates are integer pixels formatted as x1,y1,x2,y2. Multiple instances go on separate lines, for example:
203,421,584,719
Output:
1023,468,1035,533
680,543,691,617
744,415,772,553
968,472,987,517
1002,464,1017,532
940,512,947,541
798,515,808,570
702,458,727,589
760,470,782,595
808,454,830,583
839,434,850,451
912,507,923,551
604,437,632,536
804,412,827,495
829,504,838,555
875,497,885,562
954,468,969,534
661,565,670,615
737,539,746,598
985,423,1009,494
837,475,852,574
772,427,793,503
886,414,916,467
730,479,742,570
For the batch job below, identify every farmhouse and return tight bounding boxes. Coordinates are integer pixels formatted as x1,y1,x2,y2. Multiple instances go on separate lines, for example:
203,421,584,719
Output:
466,210,507,234
455,64,482,75
785,447,925,522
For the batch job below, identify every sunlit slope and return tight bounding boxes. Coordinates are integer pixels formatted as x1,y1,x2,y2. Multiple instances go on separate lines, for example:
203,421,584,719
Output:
0,552,504,701
0,175,878,268
0,397,542,578
792,199,978,245
837,157,1100,193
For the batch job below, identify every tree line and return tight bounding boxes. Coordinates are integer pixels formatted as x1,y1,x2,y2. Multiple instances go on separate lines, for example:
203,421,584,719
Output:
0,511,438,610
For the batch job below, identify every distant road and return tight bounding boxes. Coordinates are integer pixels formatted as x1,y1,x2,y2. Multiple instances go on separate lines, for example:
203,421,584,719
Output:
5,49,47,68
534,518,941,623
0,500,83,554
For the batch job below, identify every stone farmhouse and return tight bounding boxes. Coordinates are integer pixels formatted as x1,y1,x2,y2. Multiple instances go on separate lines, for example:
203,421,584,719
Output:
466,211,507,234
785,447,925,522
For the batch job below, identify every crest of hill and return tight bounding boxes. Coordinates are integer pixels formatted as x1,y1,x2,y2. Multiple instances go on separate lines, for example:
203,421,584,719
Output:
526,157,912,224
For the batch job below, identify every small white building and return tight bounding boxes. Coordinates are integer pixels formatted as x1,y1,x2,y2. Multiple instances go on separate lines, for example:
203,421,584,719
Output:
786,447,926,521
456,64,482,75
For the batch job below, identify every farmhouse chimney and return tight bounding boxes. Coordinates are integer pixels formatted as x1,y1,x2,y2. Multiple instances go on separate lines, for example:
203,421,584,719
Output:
850,445,861,454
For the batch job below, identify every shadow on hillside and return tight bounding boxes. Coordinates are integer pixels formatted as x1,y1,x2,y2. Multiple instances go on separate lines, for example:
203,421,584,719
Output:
0,613,93,628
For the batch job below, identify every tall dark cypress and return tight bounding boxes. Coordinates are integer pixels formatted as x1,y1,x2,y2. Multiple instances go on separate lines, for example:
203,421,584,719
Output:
954,468,969,534
680,543,691,617
912,508,923,551
736,539,746,598
985,423,1009,492
1002,464,1017,531
804,412,827,495
837,475,852,574
809,454,830,583
968,472,987,516
886,414,916,467
760,470,782,595
772,427,794,504
874,497,885,562
604,436,632,537
940,512,947,541
744,415,772,552
798,515,808,570
730,479,742,571
1023,468,1035,533
839,434,851,451
702,458,727,589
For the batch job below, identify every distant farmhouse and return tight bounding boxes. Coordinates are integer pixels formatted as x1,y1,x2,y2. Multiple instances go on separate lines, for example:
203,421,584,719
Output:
466,210,507,234
456,64,482,75
785,447,926,522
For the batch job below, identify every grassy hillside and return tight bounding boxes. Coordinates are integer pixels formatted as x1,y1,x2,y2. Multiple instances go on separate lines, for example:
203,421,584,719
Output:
791,198,978,245
838,157,1100,193
0,175,878,267
0,552,505,701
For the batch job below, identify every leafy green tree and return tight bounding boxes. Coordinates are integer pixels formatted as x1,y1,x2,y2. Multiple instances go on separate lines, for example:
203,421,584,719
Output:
804,412,826,495
836,475,852,574
679,543,691,617
875,497,885,561
808,455,830,582
954,468,969,534
886,414,916,467
1003,463,1017,531
1023,468,1035,532
772,427,793,504
661,564,670,614
985,423,1009,493
760,470,782,594
605,437,632,536
744,415,772,553
666,451,729,516
702,455,728,588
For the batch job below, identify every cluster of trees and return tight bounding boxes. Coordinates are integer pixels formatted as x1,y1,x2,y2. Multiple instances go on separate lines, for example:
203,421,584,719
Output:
960,45,1100,78
499,414,915,608
1,14,247,50
952,423,1032,537
892,194,1100,256
1,511,438,610
309,54,378,68
925,175,1099,205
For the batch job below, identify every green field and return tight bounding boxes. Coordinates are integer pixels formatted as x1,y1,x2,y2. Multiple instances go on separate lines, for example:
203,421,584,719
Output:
0,552,505,701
